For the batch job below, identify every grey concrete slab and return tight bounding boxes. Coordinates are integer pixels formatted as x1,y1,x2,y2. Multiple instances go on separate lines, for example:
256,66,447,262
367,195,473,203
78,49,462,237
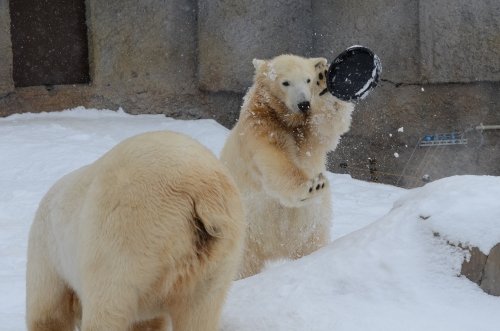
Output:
0,0,13,94
313,0,420,84
420,0,500,83
198,0,313,93
87,0,198,95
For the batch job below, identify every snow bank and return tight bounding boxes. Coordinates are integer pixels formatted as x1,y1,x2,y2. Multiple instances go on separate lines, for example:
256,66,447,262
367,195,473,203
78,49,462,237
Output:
328,174,404,240
223,175,500,331
393,175,500,254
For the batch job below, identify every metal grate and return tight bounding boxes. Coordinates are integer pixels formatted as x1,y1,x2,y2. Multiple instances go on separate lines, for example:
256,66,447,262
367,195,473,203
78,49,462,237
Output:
419,132,467,147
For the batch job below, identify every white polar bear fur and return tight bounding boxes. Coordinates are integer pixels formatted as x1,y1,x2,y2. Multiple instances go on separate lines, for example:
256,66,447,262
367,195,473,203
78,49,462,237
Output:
26,131,245,331
310,60,354,152
220,54,353,278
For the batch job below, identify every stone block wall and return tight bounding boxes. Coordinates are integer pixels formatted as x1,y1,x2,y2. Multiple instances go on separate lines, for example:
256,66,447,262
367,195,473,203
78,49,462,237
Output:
1,0,499,187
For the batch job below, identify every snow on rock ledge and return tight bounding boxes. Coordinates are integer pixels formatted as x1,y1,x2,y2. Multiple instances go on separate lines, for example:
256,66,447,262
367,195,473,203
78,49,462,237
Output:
394,175,500,254
393,175,500,296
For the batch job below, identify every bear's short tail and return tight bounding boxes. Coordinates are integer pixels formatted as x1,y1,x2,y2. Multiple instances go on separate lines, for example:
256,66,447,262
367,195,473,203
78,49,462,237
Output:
192,195,236,240
189,190,243,262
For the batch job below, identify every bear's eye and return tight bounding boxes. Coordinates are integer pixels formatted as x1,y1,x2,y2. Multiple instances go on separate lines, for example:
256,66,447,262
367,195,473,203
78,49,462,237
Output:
282,81,290,87
307,79,311,83
319,73,324,80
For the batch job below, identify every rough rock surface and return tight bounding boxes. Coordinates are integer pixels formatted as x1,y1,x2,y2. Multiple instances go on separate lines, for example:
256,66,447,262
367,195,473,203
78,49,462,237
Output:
481,244,500,296
460,244,500,296
461,247,488,285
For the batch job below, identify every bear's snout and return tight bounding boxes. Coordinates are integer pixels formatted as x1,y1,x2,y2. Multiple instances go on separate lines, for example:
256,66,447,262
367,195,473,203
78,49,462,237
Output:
298,101,310,113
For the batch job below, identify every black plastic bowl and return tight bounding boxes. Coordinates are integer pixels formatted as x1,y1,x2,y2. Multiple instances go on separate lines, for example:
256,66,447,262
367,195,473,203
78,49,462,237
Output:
326,46,382,102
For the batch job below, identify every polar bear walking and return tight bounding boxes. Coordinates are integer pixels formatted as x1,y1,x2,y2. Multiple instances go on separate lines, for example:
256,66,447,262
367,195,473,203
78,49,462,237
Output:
220,54,353,278
26,131,245,331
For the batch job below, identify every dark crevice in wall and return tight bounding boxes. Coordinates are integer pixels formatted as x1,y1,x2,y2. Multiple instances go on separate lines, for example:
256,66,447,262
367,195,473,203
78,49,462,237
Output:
380,79,422,88
381,79,500,88
0,92,14,100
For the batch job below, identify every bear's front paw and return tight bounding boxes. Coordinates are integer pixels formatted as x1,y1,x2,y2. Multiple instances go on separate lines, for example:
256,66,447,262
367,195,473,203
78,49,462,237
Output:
274,173,328,207
301,173,328,202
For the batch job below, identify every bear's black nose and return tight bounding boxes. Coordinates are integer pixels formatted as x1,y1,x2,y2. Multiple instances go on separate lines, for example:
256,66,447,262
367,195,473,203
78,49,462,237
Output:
298,101,310,112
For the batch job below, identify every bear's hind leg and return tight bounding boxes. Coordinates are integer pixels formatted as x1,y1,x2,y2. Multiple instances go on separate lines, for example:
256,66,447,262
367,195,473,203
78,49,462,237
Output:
296,228,330,258
169,286,227,331
238,246,266,279
131,316,169,331
79,271,141,331
26,240,77,331
169,262,235,331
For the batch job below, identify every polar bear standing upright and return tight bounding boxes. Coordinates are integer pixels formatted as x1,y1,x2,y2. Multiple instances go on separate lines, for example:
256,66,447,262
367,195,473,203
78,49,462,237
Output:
220,54,353,278
26,131,245,331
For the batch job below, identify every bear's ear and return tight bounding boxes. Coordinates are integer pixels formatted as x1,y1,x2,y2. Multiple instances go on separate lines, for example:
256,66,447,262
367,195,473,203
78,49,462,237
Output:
252,58,267,70
310,57,328,68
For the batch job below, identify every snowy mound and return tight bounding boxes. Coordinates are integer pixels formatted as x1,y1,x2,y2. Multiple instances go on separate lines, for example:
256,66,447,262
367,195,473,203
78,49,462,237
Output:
393,176,500,254
222,176,500,331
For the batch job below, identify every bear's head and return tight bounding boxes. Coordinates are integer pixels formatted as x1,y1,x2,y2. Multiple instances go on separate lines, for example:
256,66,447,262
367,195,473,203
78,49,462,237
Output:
252,55,327,114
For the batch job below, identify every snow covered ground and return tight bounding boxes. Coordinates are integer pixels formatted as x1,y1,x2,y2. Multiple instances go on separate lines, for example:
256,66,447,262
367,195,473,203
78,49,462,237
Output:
1,108,499,330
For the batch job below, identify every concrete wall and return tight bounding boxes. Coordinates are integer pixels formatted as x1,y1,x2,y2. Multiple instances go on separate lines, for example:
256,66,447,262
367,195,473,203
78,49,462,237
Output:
198,0,313,92
0,0,13,95
313,0,420,83
88,0,198,95
0,0,243,127
420,0,500,83
0,0,499,186
312,0,500,186
329,81,500,187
